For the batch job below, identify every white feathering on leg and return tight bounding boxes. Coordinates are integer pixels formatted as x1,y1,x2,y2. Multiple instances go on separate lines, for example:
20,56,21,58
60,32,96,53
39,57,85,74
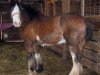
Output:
35,53,42,64
69,47,83,75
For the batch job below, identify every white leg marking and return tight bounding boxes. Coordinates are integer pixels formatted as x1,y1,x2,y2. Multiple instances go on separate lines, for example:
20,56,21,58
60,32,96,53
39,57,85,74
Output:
57,36,66,44
36,35,40,41
35,53,42,64
69,48,83,75
28,60,34,75
28,55,37,75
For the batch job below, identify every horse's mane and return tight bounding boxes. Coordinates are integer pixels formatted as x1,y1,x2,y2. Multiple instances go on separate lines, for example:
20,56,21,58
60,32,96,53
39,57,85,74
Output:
20,3,42,20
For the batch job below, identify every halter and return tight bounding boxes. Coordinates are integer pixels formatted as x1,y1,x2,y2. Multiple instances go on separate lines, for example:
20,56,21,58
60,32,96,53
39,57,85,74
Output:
12,13,20,17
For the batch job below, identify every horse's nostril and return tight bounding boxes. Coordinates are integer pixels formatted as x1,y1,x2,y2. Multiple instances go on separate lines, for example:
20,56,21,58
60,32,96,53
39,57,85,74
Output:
35,64,44,73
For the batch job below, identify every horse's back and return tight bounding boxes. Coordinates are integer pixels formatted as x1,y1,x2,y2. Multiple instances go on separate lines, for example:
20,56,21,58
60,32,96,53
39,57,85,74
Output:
38,15,86,33
60,15,86,32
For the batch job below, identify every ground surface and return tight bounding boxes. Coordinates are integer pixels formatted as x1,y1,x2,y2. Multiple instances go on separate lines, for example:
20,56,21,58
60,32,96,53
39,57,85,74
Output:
0,42,71,75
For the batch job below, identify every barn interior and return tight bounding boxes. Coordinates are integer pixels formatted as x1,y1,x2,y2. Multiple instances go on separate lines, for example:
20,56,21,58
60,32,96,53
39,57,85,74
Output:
0,0,100,75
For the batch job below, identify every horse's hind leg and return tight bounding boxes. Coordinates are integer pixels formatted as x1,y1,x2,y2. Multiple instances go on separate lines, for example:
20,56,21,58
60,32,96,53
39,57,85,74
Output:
68,46,83,75
67,33,85,75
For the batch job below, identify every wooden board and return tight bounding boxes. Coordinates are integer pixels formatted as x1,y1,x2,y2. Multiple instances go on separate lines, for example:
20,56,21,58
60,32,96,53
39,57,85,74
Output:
92,31,100,41
94,22,100,30
85,16,100,22
84,49,100,63
85,41,100,52
83,58,100,74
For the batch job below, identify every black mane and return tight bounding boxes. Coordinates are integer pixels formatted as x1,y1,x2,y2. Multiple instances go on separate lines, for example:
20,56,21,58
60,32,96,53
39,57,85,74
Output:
20,3,42,20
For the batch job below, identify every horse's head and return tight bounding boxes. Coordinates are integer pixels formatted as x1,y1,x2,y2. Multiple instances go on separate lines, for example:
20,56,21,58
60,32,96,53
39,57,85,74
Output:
10,2,21,27
10,1,43,27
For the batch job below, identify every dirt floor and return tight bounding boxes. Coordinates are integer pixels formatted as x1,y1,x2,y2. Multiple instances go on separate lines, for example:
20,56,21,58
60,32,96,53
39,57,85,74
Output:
0,42,98,75
0,42,72,75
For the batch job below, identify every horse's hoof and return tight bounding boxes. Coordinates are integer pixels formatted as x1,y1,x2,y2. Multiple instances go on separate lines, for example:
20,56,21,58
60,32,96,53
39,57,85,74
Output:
36,64,44,73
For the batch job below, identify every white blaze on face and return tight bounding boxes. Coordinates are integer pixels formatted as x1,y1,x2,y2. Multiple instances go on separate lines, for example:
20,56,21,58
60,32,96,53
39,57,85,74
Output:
11,4,21,27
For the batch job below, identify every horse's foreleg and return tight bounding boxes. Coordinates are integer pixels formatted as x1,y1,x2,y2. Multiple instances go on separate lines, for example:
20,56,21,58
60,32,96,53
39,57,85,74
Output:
28,52,37,75
34,45,44,72
34,50,43,73
24,41,35,75
27,45,43,75
68,46,83,75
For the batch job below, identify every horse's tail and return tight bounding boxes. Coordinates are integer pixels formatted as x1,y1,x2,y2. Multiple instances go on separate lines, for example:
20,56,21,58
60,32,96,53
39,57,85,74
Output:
84,18,93,41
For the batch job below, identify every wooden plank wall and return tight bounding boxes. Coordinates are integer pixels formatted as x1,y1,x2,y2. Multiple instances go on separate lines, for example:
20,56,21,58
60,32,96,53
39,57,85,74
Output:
83,22,100,74
44,0,70,16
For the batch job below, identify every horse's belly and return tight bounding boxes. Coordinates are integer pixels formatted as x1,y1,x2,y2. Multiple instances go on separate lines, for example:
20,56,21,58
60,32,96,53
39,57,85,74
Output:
36,26,66,46
36,35,66,47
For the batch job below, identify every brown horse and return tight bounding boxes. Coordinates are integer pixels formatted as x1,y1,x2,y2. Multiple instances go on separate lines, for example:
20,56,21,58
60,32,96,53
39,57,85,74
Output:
10,1,93,75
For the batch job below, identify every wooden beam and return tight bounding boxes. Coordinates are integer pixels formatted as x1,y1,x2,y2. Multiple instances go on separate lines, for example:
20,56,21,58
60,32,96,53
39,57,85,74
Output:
93,31,100,41
85,41,100,52
46,1,49,15
83,58,100,74
85,16,100,22
62,0,70,14
84,49,100,63
0,13,2,39
81,0,85,16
